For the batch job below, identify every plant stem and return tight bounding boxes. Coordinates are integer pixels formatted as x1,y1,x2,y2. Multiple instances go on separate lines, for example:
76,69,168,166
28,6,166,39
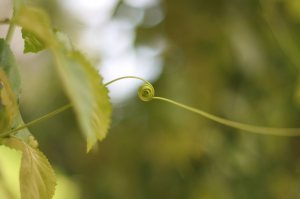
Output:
6,23,16,44
2,76,299,139
153,97,300,136
0,103,73,138
0,76,151,138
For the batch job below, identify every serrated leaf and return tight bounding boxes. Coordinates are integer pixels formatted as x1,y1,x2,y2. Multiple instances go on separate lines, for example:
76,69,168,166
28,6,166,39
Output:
54,50,112,152
67,52,112,151
0,39,22,103
53,30,112,152
22,29,47,53
11,110,38,147
0,39,36,143
15,5,112,151
14,6,56,47
20,141,56,199
0,66,18,134
5,137,56,199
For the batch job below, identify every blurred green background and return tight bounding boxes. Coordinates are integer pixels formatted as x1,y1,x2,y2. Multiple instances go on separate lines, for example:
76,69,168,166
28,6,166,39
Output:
2,0,300,198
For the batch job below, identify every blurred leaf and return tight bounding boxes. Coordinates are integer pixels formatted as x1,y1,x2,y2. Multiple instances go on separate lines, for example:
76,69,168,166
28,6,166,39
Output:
0,144,22,199
13,0,24,13
0,66,18,134
14,6,56,47
67,51,112,151
54,29,74,52
11,110,38,147
52,170,80,199
0,39,22,103
21,29,47,53
54,49,112,152
15,6,112,151
20,141,56,199
0,85,12,138
0,39,36,144
6,137,56,199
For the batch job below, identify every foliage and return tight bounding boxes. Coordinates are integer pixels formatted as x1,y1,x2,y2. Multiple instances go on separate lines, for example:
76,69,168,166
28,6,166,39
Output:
2,0,300,199
0,2,112,199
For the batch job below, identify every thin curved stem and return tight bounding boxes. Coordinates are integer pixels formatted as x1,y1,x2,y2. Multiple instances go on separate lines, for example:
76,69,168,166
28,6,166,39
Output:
153,97,300,136
0,103,73,138
2,76,300,138
104,76,152,87
0,76,150,138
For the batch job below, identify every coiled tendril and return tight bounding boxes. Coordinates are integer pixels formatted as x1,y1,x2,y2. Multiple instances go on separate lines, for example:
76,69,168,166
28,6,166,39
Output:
103,76,155,102
3,76,300,138
138,84,155,101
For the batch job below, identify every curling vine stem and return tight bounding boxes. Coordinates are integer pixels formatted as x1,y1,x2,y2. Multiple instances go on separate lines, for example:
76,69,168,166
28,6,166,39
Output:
0,76,150,138
0,103,73,138
1,76,300,138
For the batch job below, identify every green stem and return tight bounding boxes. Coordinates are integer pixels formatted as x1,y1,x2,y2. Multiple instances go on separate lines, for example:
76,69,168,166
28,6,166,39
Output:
153,97,300,136
6,23,16,44
0,103,73,138
2,76,300,138
103,76,152,87
0,76,149,138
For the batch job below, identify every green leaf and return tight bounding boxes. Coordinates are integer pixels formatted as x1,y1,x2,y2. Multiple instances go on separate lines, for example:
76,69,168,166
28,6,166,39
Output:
0,39,36,144
54,29,74,52
66,52,112,152
11,110,38,147
16,6,113,151
5,137,56,199
0,81,13,136
54,50,112,152
0,66,18,134
14,6,57,47
22,29,47,53
0,144,22,199
20,140,56,199
0,39,22,103
13,0,25,13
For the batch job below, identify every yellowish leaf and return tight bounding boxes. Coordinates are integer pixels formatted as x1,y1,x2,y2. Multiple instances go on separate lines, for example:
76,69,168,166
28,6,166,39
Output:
6,137,56,199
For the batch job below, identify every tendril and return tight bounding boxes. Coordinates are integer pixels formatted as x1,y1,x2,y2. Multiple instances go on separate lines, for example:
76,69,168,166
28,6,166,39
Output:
138,84,155,101
104,76,155,101
2,75,300,138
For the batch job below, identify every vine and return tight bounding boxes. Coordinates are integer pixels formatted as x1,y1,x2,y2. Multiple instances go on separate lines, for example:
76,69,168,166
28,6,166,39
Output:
1,1,300,199
1,76,300,139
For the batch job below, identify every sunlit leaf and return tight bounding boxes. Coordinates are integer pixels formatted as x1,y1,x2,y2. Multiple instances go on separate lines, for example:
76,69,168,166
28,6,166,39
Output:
13,0,24,13
14,6,56,47
0,66,18,134
54,50,112,151
6,137,56,199
0,78,13,134
54,29,74,52
16,6,113,151
0,39,22,103
22,29,47,53
67,51,112,151
20,141,56,199
0,39,36,143
0,144,22,199
11,110,38,147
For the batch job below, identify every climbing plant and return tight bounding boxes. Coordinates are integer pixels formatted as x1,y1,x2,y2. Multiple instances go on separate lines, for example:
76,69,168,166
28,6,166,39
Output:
1,1,300,199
